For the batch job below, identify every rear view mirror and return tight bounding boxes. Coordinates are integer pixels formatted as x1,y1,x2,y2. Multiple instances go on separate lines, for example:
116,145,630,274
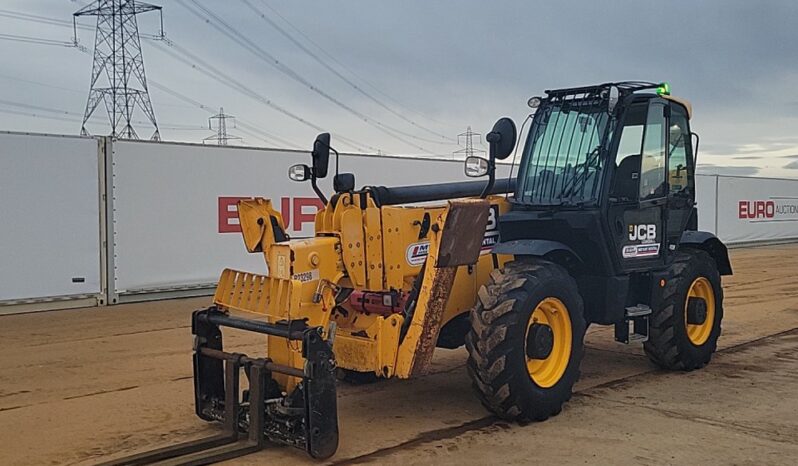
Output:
288,164,311,182
486,117,517,161
333,173,355,192
464,156,489,177
312,133,331,178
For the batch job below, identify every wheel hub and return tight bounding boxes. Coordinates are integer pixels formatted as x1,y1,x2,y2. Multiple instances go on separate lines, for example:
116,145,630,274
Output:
525,297,572,388
686,297,708,325
526,323,554,359
685,277,716,346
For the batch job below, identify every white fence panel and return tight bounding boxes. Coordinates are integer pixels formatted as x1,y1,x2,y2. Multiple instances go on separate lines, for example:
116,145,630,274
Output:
716,175,798,244
7,130,798,312
0,132,102,305
110,140,507,298
695,174,718,234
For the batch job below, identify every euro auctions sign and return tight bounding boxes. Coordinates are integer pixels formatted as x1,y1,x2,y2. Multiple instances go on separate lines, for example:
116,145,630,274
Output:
738,199,798,222
218,196,324,236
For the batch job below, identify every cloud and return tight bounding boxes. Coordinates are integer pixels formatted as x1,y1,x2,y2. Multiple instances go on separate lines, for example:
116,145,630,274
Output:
784,160,798,169
2,0,798,159
697,164,761,176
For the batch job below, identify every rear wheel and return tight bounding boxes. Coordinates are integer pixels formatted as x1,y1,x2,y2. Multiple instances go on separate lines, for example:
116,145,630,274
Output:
466,259,586,421
644,249,723,370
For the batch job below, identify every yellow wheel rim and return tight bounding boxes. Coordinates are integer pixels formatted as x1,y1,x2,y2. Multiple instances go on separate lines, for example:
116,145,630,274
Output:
685,277,715,346
525,297,572,388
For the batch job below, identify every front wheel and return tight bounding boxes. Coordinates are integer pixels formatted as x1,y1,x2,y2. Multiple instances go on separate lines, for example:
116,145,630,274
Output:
644,249,724,370
466,259,586,422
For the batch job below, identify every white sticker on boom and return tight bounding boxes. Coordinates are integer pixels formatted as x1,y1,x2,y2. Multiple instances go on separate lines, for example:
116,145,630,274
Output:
622,243,661,259
406,241,430,266
292,268,320,283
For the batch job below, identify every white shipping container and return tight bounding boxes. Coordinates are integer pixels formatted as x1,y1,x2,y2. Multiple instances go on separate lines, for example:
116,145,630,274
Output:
0,132,102,305
716,175,798,244
109,140,510,299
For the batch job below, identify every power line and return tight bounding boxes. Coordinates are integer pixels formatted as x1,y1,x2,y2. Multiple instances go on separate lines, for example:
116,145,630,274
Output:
176,0,436,154
0,29,293,146
1,6,384,153
0,98,205,130
255,0,458,131
148,39,373,152
0,8,378,153
0,107,81,124
242,0,456,144
0,22,306,149
0,72,192,111
0,8,91,32
147,79,303,149
0,32,77,48
73,1,163,140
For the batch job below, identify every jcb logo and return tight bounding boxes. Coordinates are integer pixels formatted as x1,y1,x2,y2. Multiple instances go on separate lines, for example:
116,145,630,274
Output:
628,224,657,241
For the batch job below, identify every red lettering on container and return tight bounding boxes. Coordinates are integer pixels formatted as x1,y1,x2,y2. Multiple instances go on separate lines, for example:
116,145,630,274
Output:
219,196,324,234
292,197,324,231
218,196,249,233
738,200,775,219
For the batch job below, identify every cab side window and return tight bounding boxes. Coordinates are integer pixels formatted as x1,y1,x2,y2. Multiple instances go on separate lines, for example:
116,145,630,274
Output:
667,105,693,195
639,103,666,200
610,103,646,201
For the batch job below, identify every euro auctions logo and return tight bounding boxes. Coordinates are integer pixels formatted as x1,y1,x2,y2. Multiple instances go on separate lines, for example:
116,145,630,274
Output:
738,199,798,222
218,196,324,234
738,200,775,219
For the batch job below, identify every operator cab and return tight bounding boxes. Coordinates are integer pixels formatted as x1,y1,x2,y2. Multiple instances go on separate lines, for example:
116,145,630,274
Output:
492,81,726,325
505,82,696,269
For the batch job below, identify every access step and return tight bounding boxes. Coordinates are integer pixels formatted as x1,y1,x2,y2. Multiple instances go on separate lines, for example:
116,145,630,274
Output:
615,304,652,344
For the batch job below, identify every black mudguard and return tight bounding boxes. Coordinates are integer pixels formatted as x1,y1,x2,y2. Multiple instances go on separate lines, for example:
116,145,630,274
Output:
680,231,733,275
492,239,583,270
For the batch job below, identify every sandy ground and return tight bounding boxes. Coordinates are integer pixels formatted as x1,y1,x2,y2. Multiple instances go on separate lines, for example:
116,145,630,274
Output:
1,244,797,465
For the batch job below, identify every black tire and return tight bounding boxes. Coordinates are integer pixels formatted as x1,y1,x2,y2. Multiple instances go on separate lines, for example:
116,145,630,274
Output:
466,259,586,422
644,249,724,370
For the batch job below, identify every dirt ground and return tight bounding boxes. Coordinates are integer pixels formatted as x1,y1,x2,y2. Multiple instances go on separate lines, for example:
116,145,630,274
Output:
1,244,797,466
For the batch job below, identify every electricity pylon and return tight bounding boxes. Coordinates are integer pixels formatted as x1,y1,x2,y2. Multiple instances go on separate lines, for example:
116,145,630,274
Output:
74,0,163,140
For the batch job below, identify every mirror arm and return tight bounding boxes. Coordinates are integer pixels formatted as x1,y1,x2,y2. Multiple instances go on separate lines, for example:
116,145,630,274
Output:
480,163,495,199
310,176,328,205
480,140,498,198
331,147,340,177
691,131,700,166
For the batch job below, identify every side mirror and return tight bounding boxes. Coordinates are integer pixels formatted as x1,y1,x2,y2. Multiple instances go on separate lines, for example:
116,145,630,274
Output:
288,164,311,182
311,133,331,178
464,156,489,177
486,117,517,161
479,117,516,198
333,173,355,193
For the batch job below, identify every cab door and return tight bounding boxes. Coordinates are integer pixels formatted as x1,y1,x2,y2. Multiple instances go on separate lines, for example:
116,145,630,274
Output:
607,99,668,272
664,103,695,252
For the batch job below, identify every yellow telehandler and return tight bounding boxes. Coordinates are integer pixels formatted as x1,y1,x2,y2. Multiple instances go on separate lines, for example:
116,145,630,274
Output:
106,82,732,464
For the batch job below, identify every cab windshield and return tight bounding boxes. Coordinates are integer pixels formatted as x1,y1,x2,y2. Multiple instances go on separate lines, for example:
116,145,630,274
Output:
517,98,610,206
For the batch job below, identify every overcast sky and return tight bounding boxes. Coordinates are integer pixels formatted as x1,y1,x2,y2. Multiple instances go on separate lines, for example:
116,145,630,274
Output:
1,0,797,177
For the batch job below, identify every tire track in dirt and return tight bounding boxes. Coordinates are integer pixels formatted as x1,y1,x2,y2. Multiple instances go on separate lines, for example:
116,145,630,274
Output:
331,327,798,464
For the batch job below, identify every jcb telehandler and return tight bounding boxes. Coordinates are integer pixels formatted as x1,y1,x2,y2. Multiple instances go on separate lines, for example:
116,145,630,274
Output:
107,81,731,464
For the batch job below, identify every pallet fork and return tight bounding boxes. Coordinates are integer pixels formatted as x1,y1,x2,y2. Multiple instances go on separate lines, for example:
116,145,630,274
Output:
101,308,337,465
